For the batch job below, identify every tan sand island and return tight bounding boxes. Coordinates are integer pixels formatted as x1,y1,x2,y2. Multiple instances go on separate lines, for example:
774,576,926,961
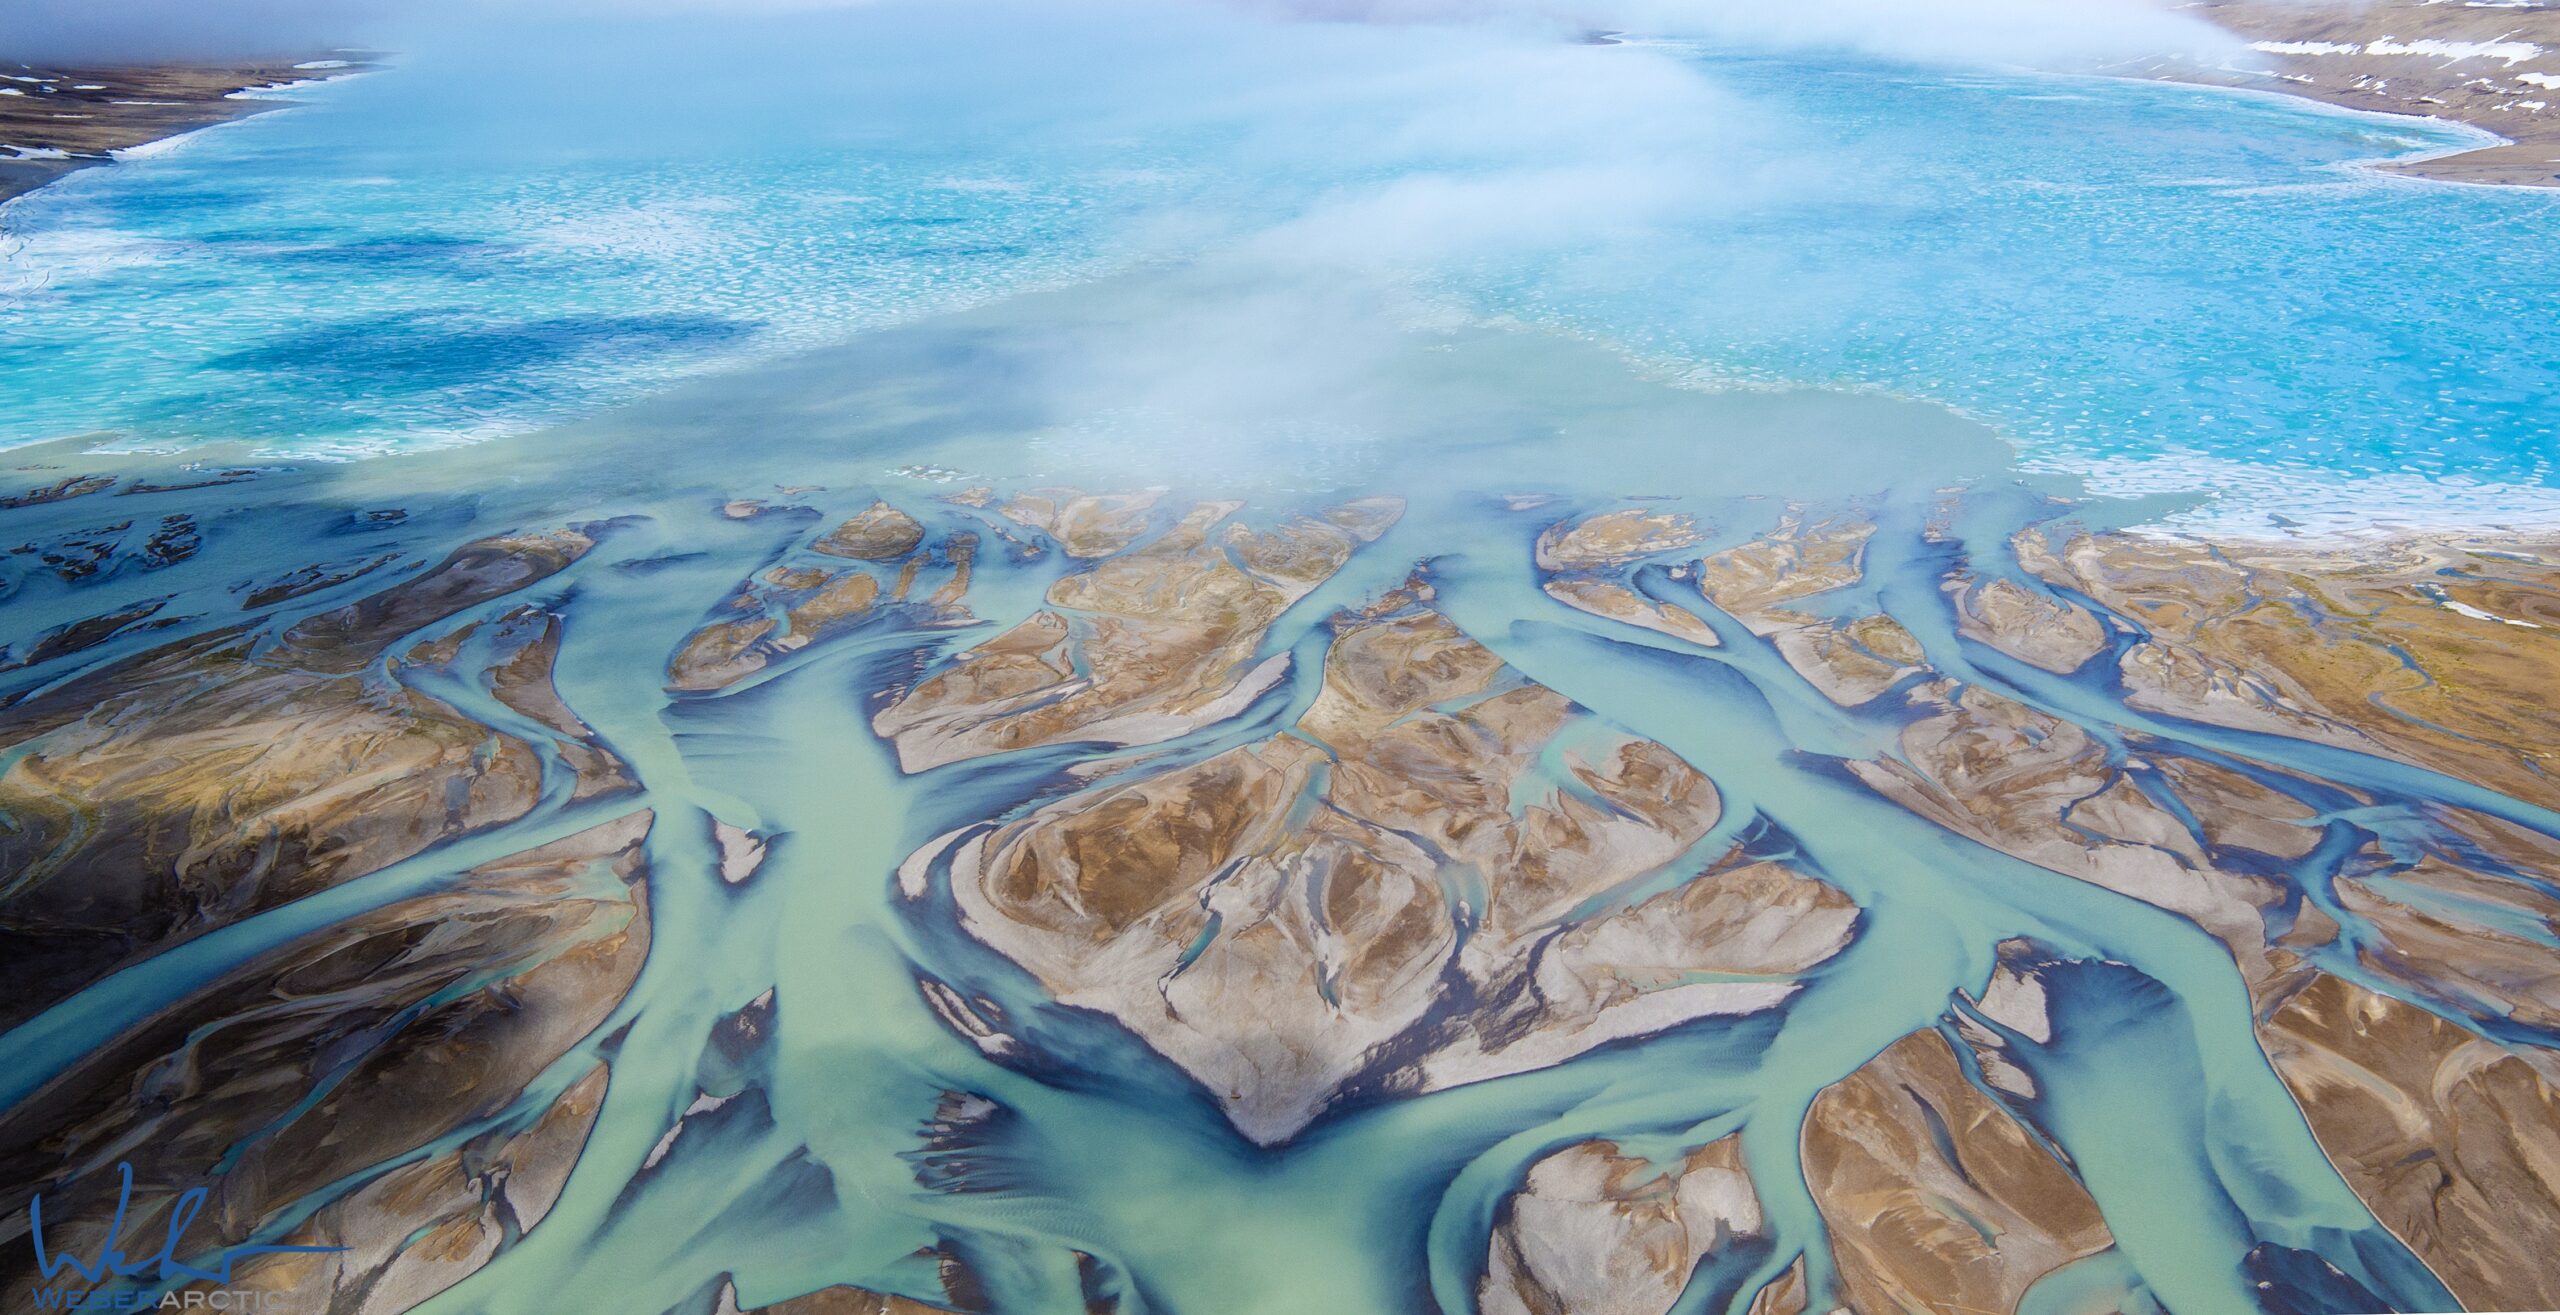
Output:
3,462,2557,1313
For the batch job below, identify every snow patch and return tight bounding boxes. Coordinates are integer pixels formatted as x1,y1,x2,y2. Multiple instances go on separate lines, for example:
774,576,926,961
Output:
2366,36,2545,66
2250,37,2546,66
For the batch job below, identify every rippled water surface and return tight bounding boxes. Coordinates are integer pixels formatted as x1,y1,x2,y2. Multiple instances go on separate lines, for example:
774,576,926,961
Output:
3,6,2557,529
4,6,2559,1315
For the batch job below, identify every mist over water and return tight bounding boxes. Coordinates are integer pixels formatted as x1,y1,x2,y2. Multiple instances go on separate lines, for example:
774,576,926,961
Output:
0,272,2473,1314
3,4,2559,1315
2,0,2554,531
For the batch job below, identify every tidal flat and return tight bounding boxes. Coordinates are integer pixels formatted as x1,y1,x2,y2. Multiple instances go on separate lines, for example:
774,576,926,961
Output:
3,269,2557,1315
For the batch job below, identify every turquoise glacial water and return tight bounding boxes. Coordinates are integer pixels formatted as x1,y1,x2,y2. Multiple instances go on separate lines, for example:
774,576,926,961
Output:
4,4,2558,1315
2,3,2556,531
0,298,2489,1315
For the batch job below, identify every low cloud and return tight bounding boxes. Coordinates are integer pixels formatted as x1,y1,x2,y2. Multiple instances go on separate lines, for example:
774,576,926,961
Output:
1606,0,2239,67
1216,0,2237,68
5,0,392,63
9,0,2237,72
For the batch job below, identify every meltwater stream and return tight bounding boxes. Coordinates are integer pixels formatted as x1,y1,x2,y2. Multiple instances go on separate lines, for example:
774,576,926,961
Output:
2,4,2557,1315
0,280,2524,1314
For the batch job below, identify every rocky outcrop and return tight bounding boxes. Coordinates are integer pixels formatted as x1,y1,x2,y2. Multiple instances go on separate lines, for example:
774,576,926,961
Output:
0,811,653,1310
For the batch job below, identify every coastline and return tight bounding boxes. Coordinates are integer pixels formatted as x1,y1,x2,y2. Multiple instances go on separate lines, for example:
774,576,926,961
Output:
0,58,374,206
2148,0,2560,187
0,30,2553,1315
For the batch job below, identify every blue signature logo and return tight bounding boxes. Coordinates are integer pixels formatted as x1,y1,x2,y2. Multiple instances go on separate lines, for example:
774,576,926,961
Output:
28,1161,346,1288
